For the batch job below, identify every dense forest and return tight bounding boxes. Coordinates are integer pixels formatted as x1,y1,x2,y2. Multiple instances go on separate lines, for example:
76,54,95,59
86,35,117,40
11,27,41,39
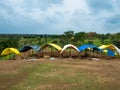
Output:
0,31,120,53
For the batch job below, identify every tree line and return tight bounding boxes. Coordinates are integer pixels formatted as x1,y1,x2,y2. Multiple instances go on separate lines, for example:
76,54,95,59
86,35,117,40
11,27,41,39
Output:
0,31,120,53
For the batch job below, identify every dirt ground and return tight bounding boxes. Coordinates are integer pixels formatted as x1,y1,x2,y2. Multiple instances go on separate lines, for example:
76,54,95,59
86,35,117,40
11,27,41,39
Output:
0,58,120,90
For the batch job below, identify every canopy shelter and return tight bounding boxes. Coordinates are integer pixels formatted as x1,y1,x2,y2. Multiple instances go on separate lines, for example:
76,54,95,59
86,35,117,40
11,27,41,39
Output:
19,45,40,52
19,45,40,59
39,43,62,57
99,45,116,51
99,45,120,56
19,46,40,52
1,48,20,56
40,43,62,51
19,46,33,52
114,45,120,55
78,44,101,52
78,44,102,58
60,44,79,57
31,46,40,51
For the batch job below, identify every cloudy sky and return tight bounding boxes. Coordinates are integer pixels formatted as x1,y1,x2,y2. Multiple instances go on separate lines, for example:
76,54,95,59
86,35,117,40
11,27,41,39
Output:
0,0,120,34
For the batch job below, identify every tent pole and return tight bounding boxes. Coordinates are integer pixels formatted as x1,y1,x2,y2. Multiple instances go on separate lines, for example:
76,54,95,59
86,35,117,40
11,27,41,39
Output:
69,48,72,58
51,47,52,57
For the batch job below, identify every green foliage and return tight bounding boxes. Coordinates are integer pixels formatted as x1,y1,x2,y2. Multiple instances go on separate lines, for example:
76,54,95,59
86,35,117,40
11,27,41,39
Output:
64,30,74,44
75,32,87,43
0,32,120,53
0,37,19,53
0,54,16,60
111,32,120,48
112,39,120,48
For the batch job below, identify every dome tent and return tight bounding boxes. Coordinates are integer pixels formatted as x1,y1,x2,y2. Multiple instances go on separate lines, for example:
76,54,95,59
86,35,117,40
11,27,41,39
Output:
40,43,62,51
78,44,102,52
78,44,102,58
19,45,40,52
1,48,20,56
60,44,79,57
99,45,120,57
39,43,62,57
1,48,21,60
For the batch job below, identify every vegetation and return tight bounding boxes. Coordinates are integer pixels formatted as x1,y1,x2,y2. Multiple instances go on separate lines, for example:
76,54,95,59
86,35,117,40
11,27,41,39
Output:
0,31,120,90
0,31,120,53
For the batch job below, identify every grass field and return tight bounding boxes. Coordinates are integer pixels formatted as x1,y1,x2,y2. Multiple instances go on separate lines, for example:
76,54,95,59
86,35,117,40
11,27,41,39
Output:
0,58,120,90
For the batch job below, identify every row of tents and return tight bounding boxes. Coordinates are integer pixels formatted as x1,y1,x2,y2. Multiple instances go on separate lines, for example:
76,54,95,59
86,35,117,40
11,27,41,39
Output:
1,43,120,59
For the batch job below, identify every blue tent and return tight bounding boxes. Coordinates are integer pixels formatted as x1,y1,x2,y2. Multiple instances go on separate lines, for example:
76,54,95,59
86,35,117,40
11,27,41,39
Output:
31,46,40,51
107,49,115,57
78,44,102,52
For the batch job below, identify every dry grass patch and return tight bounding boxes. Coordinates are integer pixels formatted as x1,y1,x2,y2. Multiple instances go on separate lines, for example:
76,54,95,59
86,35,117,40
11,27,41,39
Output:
0,59,120,90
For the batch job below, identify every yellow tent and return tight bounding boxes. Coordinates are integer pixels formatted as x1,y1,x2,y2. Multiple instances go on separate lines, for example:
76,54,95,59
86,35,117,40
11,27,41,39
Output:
1,48,21,56
40,43,62,51
99,45,116,51
99,45,118,56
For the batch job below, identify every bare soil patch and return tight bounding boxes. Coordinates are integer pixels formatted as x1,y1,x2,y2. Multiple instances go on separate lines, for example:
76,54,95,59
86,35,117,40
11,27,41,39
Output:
0,58,120,90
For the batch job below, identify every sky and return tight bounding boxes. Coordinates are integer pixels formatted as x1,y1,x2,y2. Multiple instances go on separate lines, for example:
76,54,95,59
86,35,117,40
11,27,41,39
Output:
0,0,120,34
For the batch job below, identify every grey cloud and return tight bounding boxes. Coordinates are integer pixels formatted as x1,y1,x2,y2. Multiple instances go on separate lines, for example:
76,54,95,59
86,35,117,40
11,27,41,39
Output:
106,15,120,24
23,0,63,11
86,0,113,14
104,14,120,32
0,0,120,34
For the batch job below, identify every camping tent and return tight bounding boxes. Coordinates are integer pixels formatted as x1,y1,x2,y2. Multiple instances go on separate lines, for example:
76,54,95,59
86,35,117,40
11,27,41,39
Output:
39,43,62,57
40,43,62,51
99,45,120,56
114,45,120,55
31,46,40,51
1,48,20,56
78,44,101,52
99,45,115,51
20,45,40,52
60,44,79,55
78,44,102,58
19,46,33,52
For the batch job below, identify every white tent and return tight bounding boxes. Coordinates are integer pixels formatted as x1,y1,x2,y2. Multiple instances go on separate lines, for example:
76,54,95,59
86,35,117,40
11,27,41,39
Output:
60,44,79,54
114,45,120,55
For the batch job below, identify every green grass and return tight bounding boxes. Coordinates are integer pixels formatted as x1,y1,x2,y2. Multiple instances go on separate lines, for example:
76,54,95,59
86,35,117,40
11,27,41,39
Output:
84,39,101,46
93,39,102,46
0,54,16,61
10,62,101,90
1,60,120,90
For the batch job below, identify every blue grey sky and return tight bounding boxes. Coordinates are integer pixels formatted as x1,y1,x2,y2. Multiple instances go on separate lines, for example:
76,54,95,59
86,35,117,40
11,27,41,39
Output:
0,0,120,34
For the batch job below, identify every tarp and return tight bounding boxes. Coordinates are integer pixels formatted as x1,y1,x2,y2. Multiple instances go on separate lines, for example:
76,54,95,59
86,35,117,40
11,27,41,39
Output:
107,49,115,56
1,48,21,56
99,45,116,51
40,43,62,51
114,45,120,55
31,46,40,51
99,45,120,55
19,46,33,52
20,45,40,52
78,44,101,52
60,44,79,54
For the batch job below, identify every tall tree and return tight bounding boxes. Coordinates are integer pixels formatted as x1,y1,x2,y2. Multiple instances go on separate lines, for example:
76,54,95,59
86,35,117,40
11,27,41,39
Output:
75,32,87,43
64,30,74,44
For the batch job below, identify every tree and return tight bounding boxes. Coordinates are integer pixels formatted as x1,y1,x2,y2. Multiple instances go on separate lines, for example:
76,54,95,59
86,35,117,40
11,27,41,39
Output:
74,32,87,44
111,32,120,48
97,34,106,44
0,38,19,53
87,32,97,39
64,30,74,44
